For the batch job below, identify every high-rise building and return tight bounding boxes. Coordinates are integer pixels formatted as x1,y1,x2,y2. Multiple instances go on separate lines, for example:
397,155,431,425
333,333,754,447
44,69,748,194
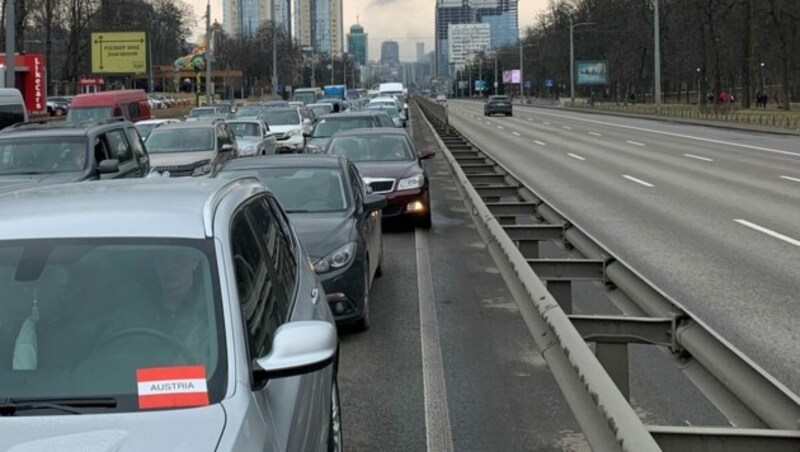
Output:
381,41,400,64
435,0,518,76
295,0,344,57
273,0,292,35
348,24,368,66
448,23,490,71
416,43,425,63
223,0,271,36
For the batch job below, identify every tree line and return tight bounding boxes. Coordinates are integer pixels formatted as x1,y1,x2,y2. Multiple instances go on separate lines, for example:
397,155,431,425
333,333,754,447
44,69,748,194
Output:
476,0,798,110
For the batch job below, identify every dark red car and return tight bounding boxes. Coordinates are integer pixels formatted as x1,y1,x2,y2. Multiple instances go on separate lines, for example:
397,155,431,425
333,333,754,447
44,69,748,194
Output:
326,128,435,228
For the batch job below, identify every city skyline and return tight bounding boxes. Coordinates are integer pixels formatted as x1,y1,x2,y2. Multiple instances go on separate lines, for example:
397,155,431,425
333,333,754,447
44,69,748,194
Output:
188,0,546,62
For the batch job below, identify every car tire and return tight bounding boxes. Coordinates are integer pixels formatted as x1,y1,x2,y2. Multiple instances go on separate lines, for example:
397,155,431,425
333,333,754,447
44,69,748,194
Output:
375,239,384,278
417,209,432,229
353,267,371,332
327,377,343,452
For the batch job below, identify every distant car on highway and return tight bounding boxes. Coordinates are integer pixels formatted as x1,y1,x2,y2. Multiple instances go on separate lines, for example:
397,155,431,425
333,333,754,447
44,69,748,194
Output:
484,95,513,117
145,120,237,177
46,96,71,116
185,106,229,121
227,119,277,156
435,94,447,105
368,105,405,128
257,108,312,153
308,102,334,118
326,128,434,228
0,177,340,452
0,118,150,187
218,154,386,330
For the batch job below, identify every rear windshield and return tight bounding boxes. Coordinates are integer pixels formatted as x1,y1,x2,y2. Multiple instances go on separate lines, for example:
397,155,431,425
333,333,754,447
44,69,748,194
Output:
146,128,215,153
328,134,415,162
66,107,111,123
259,110,300,126
312,117,376,138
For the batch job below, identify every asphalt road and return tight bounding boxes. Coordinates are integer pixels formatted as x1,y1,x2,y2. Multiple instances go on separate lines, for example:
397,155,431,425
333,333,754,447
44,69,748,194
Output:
444,99,800,394
337,106,597,451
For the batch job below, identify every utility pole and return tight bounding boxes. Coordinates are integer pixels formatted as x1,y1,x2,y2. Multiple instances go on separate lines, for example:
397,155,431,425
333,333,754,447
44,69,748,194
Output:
204,1,212,104
654,0,661,110
518,42,523,103
569,18,574,106
5,2,15,89
494,51,498,95
272,0,278,98
343,53,347,87
148,17,154,93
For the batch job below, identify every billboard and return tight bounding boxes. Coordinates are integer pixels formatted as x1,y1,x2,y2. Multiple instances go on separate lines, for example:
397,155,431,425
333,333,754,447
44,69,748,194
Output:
91,31,147,74
475,80,486,91
576,60,608,85
502,69,521,84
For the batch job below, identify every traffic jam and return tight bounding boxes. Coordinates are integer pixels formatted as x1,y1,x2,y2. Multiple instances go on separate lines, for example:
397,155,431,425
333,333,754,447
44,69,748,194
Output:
0,82,431,450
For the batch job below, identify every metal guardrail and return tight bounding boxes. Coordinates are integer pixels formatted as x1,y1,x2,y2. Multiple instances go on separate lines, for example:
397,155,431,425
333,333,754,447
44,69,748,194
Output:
414,97,800,451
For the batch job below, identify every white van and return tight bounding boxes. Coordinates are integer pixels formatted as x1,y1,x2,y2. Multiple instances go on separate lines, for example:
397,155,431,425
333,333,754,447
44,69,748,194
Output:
378,82,404,96
0,88,27,130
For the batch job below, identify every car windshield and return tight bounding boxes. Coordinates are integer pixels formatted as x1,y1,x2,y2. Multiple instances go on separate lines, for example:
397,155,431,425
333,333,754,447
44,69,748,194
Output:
146,128,214,153
0,239,226,412
312,117,375,138
310,105,333,116
328,135,415,162
229,122,261,138
234,107,263,118
135,124,157,139
369,106,399,118
0,137,89,174
188,108,217,118
293,92,316,104
220,167,349,213
259,110,300,126
66,107,111,123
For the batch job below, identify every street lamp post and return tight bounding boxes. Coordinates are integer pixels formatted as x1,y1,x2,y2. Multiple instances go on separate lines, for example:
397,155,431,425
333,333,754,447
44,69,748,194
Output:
343,53,347,87
654,0,661,110
518,42,523,102
494,50,498,95
271,0,278,98
696,67,702,107
570,18,595,106
148,21,155,93
760,62,765,92
205,0,212,104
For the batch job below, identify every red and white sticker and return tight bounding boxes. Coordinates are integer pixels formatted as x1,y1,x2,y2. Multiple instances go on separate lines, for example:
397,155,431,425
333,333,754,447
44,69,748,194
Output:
136,366,209,410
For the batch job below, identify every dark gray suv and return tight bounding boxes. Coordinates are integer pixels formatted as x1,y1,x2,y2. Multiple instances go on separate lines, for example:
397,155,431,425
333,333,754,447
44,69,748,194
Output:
146,119,238,177
0,118,150,189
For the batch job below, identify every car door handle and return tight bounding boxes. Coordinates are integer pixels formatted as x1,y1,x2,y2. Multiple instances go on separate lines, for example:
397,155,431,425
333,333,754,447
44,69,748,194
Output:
311,289,320,305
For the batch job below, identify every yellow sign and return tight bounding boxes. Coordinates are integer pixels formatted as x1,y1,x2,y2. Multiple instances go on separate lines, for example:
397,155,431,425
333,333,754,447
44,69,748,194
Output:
91,31,147,74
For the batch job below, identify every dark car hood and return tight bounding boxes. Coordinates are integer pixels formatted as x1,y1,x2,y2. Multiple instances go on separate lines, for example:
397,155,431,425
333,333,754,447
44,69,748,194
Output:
288,213,354,260
352,160,421,179
0,172,85,191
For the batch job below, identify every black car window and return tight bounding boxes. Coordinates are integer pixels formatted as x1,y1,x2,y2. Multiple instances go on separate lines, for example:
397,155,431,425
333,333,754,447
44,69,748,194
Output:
265,198,298,304
104,129,133,163
347,162,364,206
126,102,141,119
230,206,281,358
125,127,147,161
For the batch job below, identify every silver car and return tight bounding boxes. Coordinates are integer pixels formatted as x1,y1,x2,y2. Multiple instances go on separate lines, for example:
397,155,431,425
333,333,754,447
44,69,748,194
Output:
0,178,342,451
228,119,278,156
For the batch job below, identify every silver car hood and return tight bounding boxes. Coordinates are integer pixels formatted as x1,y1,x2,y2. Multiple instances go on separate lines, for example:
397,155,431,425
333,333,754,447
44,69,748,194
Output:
0,404,226,451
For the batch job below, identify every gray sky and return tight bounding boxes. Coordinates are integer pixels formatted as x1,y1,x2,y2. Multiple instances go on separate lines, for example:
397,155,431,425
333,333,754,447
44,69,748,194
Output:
188,0,548,61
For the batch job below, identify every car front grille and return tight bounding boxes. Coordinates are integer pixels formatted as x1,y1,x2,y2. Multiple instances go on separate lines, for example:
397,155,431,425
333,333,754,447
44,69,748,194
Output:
154,165,195,177
364,178,395,194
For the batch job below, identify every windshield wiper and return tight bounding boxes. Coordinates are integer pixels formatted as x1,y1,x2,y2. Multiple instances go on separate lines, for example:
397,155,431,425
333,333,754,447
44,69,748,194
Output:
0,396,117,416
285,209,311,213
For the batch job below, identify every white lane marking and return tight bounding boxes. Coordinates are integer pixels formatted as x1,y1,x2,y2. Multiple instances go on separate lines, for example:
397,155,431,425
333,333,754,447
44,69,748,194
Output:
779,175,800,183
562,126,573,130
626,140,646,147
415,229,455,452
529,110,800,158
542,121,551,125
534,140,547,146
734,219,800,247
684,153,714,162
497,126,504,130
589,132,603,137
622,174,655,188
512,131,521,137
568,153,586,161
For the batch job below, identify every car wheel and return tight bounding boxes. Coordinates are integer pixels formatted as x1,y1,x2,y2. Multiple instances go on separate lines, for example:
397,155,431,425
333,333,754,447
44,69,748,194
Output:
353,266,371,332
327,377,343,452
375,238,384,278
417,209,432,229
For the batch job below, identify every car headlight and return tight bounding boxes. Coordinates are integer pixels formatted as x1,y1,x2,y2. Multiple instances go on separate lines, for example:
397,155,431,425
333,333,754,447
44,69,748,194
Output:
313,242,356,273
192,160,213,176
241,145,257,155
288,129,302,137
306,144,322,154
397,174,424,190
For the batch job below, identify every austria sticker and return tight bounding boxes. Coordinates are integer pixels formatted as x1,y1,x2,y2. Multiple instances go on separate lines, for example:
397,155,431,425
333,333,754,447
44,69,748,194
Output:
136,366,209,410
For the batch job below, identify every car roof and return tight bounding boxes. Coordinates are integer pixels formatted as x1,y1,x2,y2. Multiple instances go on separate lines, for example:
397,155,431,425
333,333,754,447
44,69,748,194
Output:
0,178,265,240
259,108,298,114
0,118,132,138
221,154,344,171
331,127,408,138
318,112,381,119
135,119,177,126
155,121,218,130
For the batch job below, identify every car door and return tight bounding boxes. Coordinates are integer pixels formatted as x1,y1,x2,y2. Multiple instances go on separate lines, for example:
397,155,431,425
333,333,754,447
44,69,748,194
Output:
124,126,149,176
262,122,278,155
102,129,139,178
348,162,380,279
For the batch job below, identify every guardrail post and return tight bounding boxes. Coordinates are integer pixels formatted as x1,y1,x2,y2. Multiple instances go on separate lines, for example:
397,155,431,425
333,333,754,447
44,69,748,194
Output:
596,343,630,400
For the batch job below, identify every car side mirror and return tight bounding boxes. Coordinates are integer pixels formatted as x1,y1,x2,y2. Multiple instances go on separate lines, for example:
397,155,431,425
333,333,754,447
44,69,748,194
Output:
221,143,235,153
253,321,336,385
303,131,312,138
97,159,120,174
363,193,387,212
418,149,436,160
